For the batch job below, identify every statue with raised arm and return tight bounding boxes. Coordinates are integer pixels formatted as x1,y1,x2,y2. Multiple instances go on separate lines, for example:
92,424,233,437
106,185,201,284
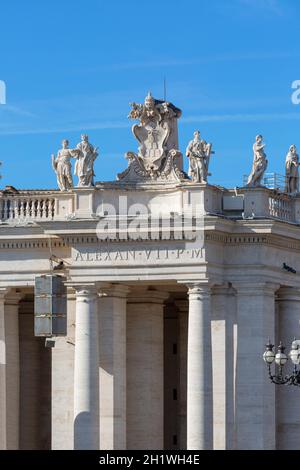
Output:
51,139,80,191
75,134,98,187
247,135,268,187
186,130,213,183
285,144,299,195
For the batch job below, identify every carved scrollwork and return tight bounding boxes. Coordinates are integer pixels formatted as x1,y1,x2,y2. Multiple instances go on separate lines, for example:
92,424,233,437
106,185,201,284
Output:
118,92,187,184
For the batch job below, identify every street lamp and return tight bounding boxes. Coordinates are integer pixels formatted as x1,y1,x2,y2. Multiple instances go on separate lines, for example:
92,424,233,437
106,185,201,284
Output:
263,339,300,386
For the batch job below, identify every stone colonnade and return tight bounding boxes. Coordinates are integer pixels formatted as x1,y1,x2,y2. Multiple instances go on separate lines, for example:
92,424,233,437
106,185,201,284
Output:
0,282,300,449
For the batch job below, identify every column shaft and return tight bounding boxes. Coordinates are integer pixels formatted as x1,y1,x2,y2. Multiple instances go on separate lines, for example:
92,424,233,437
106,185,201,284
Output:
74,286,99,449
187,283,213,450
276,288,300,449
234,282,278,450
126,291,168,450
5,293,22,449
0,290,7,449
175,300,188,450
211,286,236,450
52,291,76,449
99,285,129,449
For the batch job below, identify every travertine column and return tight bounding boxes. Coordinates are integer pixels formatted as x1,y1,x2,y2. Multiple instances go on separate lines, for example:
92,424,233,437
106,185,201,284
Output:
234,282,278,450
211,286,236,450
52,290,76,450
276,288,300,449
187,283,213,450
0,288,8,449
19,300,45,449
73,285,99,450
98,285,129,450
5,291,22,449
175,300,188,450
126,290,168,450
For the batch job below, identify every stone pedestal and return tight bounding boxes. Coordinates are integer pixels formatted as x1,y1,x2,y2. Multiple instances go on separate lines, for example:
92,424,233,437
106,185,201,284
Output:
98,285,129,450
126,290,168,450
234,282,278,450
73,285,99,450
276,288,300,450
187,283,213,450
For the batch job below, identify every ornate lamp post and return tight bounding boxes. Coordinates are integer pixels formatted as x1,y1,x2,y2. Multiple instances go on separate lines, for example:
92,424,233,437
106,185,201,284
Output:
263,339,300,386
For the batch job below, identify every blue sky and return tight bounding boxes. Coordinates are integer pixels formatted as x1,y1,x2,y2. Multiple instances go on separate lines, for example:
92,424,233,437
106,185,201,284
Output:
1,0,300,189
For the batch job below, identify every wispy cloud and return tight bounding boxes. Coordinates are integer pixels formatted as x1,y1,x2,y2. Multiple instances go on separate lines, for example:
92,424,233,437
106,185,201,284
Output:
0,120,128,136
1,104,37,118
0,90,132,136
0,83,299,137
86,50,299,73
238,0,283,16
182,112,300,124
1,111,300,136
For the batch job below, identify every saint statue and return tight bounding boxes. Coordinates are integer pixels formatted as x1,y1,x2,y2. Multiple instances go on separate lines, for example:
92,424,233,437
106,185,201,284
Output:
186,130,213,183
51,139,80,191
247,135,268,187
75,134,98,187
285,144,299,195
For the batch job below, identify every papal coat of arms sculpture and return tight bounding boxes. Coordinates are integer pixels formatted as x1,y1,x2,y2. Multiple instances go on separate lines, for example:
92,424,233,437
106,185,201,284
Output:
117,92,190,183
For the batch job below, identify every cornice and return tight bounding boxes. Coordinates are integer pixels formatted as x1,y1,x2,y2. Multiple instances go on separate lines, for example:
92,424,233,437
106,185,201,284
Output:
0,227,299,252
205,231,300,251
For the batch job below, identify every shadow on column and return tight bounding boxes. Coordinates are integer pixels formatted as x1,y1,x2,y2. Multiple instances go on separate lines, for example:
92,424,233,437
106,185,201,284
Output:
74,412,96,450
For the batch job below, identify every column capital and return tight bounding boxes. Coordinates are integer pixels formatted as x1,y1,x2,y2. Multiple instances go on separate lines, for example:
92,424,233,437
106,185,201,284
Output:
66,281,109,296
99,284,130,299
232,281,280,296
211,284,234,296
72,285,99,301
0,287,10,301
186,282,212,299
5,290,23,306
277,287,300,301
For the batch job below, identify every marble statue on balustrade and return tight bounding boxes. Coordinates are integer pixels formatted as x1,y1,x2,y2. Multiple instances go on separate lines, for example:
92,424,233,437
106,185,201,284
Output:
186,130,213,183
246,135,268,187
75,134,98,187
52,139,80,191
117,92,188,183
285,144,299,195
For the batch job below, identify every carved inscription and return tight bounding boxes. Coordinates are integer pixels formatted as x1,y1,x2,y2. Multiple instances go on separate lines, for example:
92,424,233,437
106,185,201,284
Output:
73,247,204,264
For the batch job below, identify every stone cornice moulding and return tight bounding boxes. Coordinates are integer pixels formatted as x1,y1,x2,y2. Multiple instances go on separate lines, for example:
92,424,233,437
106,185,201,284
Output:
231,281,281,297
205,230,300,251
276,287,300,302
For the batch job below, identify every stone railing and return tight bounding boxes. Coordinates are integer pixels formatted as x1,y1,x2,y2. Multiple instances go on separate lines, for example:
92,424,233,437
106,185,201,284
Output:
224,187,300,224
0,190,75,222
0,196,56,220
1,185,300,225
268,194,293,221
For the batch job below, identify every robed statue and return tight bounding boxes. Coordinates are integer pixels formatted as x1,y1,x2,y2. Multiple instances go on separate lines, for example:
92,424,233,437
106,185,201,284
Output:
247,135,268,187
285,144,299,195
186,130,213,183
51,139,80,191
75,134,98,187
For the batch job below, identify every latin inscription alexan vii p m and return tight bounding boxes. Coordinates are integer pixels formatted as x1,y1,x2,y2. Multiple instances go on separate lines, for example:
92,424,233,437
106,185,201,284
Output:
73,247,204,264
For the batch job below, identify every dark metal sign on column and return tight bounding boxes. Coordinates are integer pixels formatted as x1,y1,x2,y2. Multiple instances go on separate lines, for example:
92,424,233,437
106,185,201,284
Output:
34,274,67,337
